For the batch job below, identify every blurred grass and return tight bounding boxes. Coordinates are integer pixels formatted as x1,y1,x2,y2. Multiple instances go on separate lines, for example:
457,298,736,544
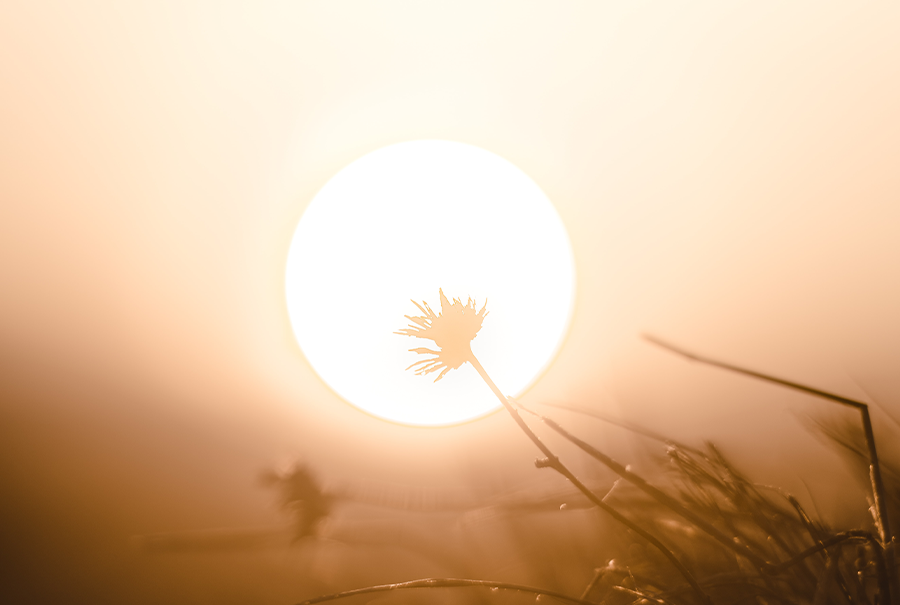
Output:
283,410,895,605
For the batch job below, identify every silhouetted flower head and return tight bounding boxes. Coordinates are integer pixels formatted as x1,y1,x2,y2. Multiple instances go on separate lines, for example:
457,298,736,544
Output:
395,289,488,381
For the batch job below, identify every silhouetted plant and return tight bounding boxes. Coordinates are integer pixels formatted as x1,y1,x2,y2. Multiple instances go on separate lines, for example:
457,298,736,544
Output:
397,291,711,603
289,290,899,605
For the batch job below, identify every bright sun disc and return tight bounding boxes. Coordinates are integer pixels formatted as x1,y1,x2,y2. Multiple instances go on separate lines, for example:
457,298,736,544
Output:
286,140,575,426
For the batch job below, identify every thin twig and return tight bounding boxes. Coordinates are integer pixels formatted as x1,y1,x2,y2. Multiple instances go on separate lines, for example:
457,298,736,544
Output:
580,567,606,600
294,577,598,605
468,351,712,605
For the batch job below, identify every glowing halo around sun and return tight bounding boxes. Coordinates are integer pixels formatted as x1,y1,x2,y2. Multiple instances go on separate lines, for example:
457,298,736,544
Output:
285,140,575,426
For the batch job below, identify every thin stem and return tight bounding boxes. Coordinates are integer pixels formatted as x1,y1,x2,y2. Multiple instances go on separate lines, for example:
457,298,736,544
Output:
519,403,770,570
580,567,606,600
294,577,599,605
645,334,898,605
467,350,712,605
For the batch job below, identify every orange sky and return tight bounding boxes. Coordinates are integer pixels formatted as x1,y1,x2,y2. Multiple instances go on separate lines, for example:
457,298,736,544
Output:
2,1,899,601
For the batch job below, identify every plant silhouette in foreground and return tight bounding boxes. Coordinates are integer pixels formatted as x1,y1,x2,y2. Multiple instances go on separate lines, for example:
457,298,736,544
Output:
643,335,899,602
296,291,898,605
397,291,712,603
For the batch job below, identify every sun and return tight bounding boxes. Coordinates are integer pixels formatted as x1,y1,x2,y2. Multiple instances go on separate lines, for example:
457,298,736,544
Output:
285,140,575,426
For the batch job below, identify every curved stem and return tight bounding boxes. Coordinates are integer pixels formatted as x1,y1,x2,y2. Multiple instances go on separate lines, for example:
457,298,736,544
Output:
467,350,712,605
295,577,598,605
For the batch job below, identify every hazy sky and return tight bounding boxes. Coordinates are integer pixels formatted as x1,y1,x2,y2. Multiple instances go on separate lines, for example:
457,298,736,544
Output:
2,1,899,601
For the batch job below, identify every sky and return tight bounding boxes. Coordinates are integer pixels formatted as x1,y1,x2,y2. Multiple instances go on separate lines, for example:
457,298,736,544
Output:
2,1,899,602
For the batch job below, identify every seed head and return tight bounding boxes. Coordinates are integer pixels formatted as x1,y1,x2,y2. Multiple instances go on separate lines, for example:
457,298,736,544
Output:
395,289,488,381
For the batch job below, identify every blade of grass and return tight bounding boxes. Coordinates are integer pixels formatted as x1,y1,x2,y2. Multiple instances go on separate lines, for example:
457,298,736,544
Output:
644,334,897,605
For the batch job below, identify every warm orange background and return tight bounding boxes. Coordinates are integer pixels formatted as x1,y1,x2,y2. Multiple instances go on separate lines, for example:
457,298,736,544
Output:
2,2,899,602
